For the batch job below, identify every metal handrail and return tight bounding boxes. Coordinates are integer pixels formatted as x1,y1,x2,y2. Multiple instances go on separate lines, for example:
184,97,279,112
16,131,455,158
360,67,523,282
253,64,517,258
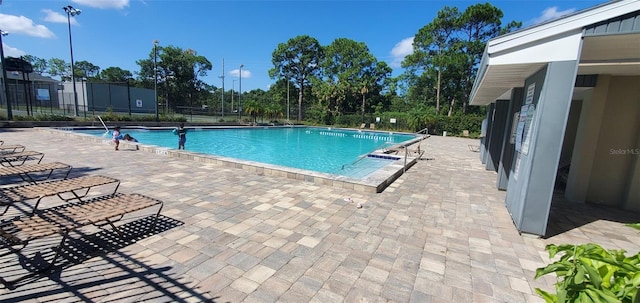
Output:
416,127,429,134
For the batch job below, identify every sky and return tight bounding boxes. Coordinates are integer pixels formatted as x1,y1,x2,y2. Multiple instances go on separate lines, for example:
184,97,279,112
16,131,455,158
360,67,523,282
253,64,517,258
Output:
0,0,607,92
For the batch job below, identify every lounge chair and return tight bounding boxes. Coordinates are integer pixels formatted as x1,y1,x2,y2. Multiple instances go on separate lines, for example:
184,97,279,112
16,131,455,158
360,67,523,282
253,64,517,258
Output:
0,145,25,154
0,193,163,287
0,162,72,184
359,123,366,129
0,175,120,216
369,123,375,130
0,151,44,167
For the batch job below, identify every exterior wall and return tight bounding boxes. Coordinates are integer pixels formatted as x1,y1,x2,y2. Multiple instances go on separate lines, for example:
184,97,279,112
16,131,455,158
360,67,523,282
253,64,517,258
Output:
560,100,582,164
5,78,60,112
565,77,608,203
497,88,524,191
586,76,640,208
505,61,577,235
481,104,495,164
486,100,509,172
626,131,640,211
85,82,156,114
567,75,640,210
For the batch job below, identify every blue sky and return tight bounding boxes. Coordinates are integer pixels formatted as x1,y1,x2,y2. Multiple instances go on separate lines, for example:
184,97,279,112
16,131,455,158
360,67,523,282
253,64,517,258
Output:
1,0,605,92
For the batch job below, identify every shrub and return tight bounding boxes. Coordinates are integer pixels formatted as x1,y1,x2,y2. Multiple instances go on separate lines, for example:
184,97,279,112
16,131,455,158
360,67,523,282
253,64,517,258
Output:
535,243,640,303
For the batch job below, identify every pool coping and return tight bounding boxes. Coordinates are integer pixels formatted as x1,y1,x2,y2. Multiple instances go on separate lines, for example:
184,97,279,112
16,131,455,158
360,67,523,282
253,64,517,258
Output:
42,126,423,193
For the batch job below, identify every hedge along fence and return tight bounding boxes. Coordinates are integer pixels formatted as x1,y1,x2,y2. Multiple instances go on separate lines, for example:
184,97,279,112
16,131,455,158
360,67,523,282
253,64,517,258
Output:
332,113,483,137
433,115,484,137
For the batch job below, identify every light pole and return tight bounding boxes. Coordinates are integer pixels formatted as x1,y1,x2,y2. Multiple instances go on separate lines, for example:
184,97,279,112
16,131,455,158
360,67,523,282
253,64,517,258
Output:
153,39,159,122
238,64,243,120
287,79,290,122
231,79,235,114
126,77,132,116
0,30,11,120
81,77,86,119
63,5,81,117
219,58,224,119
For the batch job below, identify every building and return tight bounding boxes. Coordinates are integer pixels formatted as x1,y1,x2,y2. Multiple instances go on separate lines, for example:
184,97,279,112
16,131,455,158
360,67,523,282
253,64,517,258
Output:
469,0,639,235
4,70,61,115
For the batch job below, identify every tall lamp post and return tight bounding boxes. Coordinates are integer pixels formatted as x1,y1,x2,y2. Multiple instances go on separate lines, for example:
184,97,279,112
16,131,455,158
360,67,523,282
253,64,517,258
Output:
0,30,11,120
238,64,243,120
81,77,86,119
219,58,224,119
63,5,81,117
153,39,159,122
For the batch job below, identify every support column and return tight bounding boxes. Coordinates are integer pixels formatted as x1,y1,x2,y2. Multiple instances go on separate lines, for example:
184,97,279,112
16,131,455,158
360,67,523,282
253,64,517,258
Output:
497,88,524,190
486,100,509,172
565,76,608,203
505,61,577,236
481,103,495,164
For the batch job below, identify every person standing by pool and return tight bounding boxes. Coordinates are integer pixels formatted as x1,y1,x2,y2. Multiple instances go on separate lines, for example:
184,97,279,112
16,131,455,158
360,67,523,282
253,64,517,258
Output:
173,123,187,150
112,126,123,151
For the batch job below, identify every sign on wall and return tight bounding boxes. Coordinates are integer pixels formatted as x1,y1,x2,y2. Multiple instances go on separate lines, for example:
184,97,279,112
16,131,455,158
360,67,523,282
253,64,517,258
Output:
515,83,537,154
36,89,50,101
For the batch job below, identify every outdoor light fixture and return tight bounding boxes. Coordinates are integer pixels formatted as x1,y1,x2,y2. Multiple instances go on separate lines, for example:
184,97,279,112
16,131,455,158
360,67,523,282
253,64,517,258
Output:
153,39,159,122
0,29,11,120
63,5,81,117
239,64,243,120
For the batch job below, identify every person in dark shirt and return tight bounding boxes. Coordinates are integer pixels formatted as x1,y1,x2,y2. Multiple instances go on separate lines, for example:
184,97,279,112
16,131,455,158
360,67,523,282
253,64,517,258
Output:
123,134,140,150
176,123,187,150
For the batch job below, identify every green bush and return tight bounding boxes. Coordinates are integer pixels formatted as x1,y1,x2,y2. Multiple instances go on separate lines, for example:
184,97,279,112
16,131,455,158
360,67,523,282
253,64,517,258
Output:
433,115,483,136
35,114,75,121
535,243,640,303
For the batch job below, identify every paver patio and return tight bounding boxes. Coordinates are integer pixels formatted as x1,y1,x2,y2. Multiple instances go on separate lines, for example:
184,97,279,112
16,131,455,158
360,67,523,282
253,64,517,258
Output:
0,127,638,302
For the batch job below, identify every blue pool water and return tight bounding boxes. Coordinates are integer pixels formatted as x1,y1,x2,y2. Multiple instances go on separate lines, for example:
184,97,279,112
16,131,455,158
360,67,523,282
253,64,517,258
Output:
78,127,416,177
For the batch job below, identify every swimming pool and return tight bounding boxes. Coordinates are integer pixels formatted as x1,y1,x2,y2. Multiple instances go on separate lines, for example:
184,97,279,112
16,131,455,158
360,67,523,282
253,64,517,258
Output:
77,127,418,178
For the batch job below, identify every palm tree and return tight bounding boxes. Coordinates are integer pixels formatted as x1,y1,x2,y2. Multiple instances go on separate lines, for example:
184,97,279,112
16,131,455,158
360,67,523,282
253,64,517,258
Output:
243,100,263,124
264,103,283,123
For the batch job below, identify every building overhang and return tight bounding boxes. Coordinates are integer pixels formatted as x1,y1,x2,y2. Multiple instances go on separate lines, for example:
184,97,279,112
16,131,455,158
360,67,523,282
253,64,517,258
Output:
469,0,640,106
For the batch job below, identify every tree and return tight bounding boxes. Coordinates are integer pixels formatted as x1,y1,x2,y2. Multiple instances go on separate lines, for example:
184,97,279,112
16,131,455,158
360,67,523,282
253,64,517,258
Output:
270,35,324,121
75,60,101,79
457,3,521,113
47,58,69,80
100,67,133,82
242,100,263,124
22,55,48,74
404,4,521,116
404,6,460,115
136,45,212,111
314,38,391,122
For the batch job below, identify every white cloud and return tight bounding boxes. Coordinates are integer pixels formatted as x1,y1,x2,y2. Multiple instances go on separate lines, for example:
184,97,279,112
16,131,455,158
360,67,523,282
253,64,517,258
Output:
3,42,27,58
73,0,129,10
231,69,251,78
531,7,576,24
0,13,55,38
390,37,413,68
43,9,79,26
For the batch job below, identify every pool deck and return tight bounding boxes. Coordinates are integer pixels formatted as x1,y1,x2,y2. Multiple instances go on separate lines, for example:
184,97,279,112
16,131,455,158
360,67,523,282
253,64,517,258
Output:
1,127,638,302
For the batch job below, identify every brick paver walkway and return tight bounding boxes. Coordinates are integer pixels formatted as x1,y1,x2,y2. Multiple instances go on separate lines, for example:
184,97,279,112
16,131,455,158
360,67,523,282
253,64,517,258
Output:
0,128,638,302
